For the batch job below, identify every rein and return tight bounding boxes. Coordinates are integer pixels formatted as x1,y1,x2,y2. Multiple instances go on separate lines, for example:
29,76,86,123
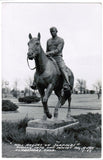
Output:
27,57,36,70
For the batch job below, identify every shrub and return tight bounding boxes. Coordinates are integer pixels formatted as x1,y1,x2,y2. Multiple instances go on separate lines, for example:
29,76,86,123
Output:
77,134,91,146
2,117,31,144
18,117,29,131
2,100,18,111
64,113,101,148
89,90,95,94
18,96,40,103
93,138,101,148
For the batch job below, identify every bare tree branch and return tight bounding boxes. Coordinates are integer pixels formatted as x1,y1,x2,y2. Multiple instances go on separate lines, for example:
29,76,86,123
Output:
76,79,87,93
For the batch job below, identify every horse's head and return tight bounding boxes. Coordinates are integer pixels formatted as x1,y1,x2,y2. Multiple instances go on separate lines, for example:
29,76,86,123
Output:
27,33,41,60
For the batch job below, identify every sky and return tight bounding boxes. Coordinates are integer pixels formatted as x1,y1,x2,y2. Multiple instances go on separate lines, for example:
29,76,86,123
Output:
1,2,102,90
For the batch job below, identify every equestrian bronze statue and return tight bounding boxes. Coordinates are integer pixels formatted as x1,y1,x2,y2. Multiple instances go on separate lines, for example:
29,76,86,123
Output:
27,33,74,119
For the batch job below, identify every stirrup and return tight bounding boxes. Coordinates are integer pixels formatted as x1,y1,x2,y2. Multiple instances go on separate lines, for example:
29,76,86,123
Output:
30,84,37,90
63,83,71,91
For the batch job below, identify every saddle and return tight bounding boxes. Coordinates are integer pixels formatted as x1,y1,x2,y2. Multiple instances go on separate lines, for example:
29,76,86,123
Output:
47,55,71,77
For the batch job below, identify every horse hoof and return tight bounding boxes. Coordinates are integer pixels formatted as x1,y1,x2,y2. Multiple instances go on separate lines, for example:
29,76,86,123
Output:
46,112,52,119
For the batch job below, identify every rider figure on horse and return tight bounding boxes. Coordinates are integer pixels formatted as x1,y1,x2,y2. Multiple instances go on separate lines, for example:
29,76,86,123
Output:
46,27,71,90
31,27,71,90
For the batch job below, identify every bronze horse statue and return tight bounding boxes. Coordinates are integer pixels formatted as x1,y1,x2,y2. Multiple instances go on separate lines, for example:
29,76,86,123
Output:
27,33,74,119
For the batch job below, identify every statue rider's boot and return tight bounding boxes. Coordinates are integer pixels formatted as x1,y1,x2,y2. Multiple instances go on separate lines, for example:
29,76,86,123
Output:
30,82,37,90
62,70,71,91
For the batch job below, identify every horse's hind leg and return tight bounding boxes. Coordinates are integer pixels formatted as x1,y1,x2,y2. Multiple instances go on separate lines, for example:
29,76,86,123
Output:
66,96,71,119
54,97,67,119
42,101,52,119
54,99,61,118
54,90,61,118
54,91,66,118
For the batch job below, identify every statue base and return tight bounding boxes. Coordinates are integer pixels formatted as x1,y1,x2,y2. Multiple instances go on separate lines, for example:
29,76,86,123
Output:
26,117,79,136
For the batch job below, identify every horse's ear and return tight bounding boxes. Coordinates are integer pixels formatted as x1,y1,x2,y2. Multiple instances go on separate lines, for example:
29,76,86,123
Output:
29,33,32,40
37,33,41,41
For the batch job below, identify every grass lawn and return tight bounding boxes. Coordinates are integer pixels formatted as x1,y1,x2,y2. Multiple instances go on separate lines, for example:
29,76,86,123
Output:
2,113,101,158
3,94,101,110
48,94,101,109
2,94,101,158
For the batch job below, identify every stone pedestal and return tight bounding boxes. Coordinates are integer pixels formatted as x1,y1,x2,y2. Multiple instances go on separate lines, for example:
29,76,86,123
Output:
26,117,79,136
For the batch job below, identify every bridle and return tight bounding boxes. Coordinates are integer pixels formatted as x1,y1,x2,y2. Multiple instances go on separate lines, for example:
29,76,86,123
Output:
27,57,36,70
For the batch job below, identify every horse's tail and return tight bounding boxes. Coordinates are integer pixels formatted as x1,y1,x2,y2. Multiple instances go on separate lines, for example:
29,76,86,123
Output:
66,67,74,89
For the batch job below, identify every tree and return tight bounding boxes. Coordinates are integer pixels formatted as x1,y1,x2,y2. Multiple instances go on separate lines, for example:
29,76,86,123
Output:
2,80,5,88
2,80,5,97
12,79,19,98
93,80,102,93
76,79,86,94
2,80,10,98
93,80,102,99
24,87,30,96
25,77,33,96
14,80,18,91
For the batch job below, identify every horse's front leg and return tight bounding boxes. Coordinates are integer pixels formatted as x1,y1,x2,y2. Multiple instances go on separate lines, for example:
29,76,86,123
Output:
42,83,54,119
37,87,47,120
43,83,53,103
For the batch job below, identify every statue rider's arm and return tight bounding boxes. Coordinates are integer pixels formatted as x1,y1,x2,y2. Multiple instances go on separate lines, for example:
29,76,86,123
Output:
46,39,64,56
46,41,49,53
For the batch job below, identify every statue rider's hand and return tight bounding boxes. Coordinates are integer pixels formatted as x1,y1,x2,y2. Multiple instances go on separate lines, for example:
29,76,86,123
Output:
46,51,54,56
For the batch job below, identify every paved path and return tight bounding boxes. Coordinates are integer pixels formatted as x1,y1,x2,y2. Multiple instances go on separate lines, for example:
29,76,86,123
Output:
2,94,101,121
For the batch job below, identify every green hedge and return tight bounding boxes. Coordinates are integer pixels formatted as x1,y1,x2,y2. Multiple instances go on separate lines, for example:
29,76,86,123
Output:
2,100,18,111
18,96,40,103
